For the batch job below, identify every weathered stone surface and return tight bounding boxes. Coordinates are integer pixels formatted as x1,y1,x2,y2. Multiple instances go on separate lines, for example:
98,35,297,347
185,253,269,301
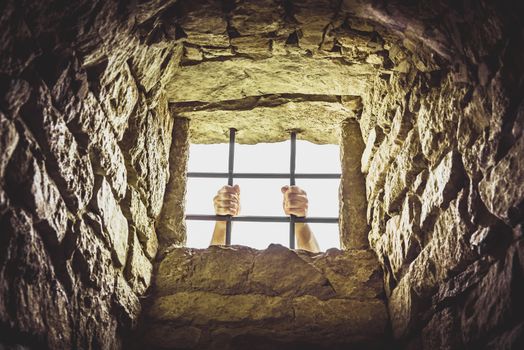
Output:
384,129,426,214
122,186,157,258
361,126,383,174
421,307,463,349
157,118,189,247
99,61,138,140
0,112,18,179
124,231,153,295
419,150,465,230
461,242,524,346
73,219,115,291
6,141,68,245
388,275,422,339
380,194,422,281
143,325,202,349
20,90,94,212
146,245,387,348
167,56,375,104
340,119,369,249
177,98,356,144
0,209,71,349
479,136,524,224
92,177,129,267
71,91,128,199
113,274,141,326
406,196,476,297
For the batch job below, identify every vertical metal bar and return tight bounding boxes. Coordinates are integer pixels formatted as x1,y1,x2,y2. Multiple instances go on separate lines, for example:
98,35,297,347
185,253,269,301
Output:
226,128,236,245
289,132,296,249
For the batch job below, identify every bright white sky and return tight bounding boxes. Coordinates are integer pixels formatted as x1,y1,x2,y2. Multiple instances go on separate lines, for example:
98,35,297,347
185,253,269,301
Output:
185,140,341,251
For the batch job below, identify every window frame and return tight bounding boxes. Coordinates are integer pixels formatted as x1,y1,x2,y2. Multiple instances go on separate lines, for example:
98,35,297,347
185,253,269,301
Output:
185,129,340,249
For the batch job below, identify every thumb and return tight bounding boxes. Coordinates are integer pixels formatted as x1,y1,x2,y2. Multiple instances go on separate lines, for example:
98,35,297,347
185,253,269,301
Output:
233,184,240,193
281,185,289,194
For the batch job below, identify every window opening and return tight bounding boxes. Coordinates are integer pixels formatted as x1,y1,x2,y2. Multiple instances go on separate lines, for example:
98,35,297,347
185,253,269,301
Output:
185,129,341,249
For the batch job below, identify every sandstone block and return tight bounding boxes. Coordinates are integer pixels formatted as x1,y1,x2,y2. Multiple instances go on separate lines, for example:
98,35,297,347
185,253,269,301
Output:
21,93,94,212
6,140,68,245
479,135,524,224
92,177,129,267
149,291,292,324
122,186,157,257
0,112,18,179
124,231,153,295
460,242,524,345
113,274,141,326
0,209,71,348
143,326,202,349
420,150,465,230
388,275,422,339
381,195,422,281
73,219,115,292
100,61,138,140
177,2,229,47
407,197,476,297
384,129,426,214
361,126,383,174
340,119,369,249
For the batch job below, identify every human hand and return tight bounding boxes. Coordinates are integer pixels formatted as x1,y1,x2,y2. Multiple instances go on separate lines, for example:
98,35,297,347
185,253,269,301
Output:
281,185,308,217
213,185,241,216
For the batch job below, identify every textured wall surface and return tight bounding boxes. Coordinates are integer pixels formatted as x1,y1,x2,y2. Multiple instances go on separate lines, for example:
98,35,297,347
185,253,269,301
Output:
0,0,181,348
141,244,387,350
361,3,524,347
1,0,523,349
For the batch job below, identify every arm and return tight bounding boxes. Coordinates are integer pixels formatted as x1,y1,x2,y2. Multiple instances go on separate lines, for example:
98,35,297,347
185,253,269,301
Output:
210,185,240,246
281,185,320,253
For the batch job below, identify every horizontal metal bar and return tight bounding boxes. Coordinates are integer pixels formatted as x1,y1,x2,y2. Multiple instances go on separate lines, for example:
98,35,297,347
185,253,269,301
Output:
185,215,339,223
187,172,341,179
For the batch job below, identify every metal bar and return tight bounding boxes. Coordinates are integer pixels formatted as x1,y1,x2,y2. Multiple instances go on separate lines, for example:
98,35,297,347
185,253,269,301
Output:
289,132,296,249
186,215,339,223
187,172,341,179
225,128,236,245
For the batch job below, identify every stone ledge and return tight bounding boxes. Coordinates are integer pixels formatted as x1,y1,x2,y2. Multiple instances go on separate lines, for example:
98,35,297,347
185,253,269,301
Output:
142,244,387,349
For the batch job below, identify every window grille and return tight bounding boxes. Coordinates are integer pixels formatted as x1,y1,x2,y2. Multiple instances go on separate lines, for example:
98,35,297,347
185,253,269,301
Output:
185,128,340,249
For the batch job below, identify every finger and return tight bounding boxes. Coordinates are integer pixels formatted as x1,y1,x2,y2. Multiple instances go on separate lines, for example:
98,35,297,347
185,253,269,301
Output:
216,206,238,216
217,193,239,201
285,193,308,202
281,185,289,194
218,185,240,195
288,186,307,195
215,199,239,208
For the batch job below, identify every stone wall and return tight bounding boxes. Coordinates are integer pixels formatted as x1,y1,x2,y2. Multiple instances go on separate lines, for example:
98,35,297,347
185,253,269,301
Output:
140,244,387,350
361,2,524,347
0,1,182,348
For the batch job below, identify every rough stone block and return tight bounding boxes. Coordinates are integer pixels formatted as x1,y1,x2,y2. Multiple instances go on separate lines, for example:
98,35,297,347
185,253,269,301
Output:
461,242,524,346
420,150,465,230
6,140,68,245
381,195,422,281
340,119,369,249
124,231,152,295
122,186,157,257
388,275,422,339
361,126,383,174
21,91,94,212
0,112,18,179
0,209,71,348
146,244,387,348
479,135,524,224
407,197,476,297
73,219,115,292
99,61,138,140
384,129,426,214
113,274,141,326
72,92,127,199
421,307,463,349
92,177,129,267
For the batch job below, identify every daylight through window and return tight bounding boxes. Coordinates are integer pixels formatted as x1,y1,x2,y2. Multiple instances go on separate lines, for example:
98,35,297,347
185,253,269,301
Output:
185,131,341,251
